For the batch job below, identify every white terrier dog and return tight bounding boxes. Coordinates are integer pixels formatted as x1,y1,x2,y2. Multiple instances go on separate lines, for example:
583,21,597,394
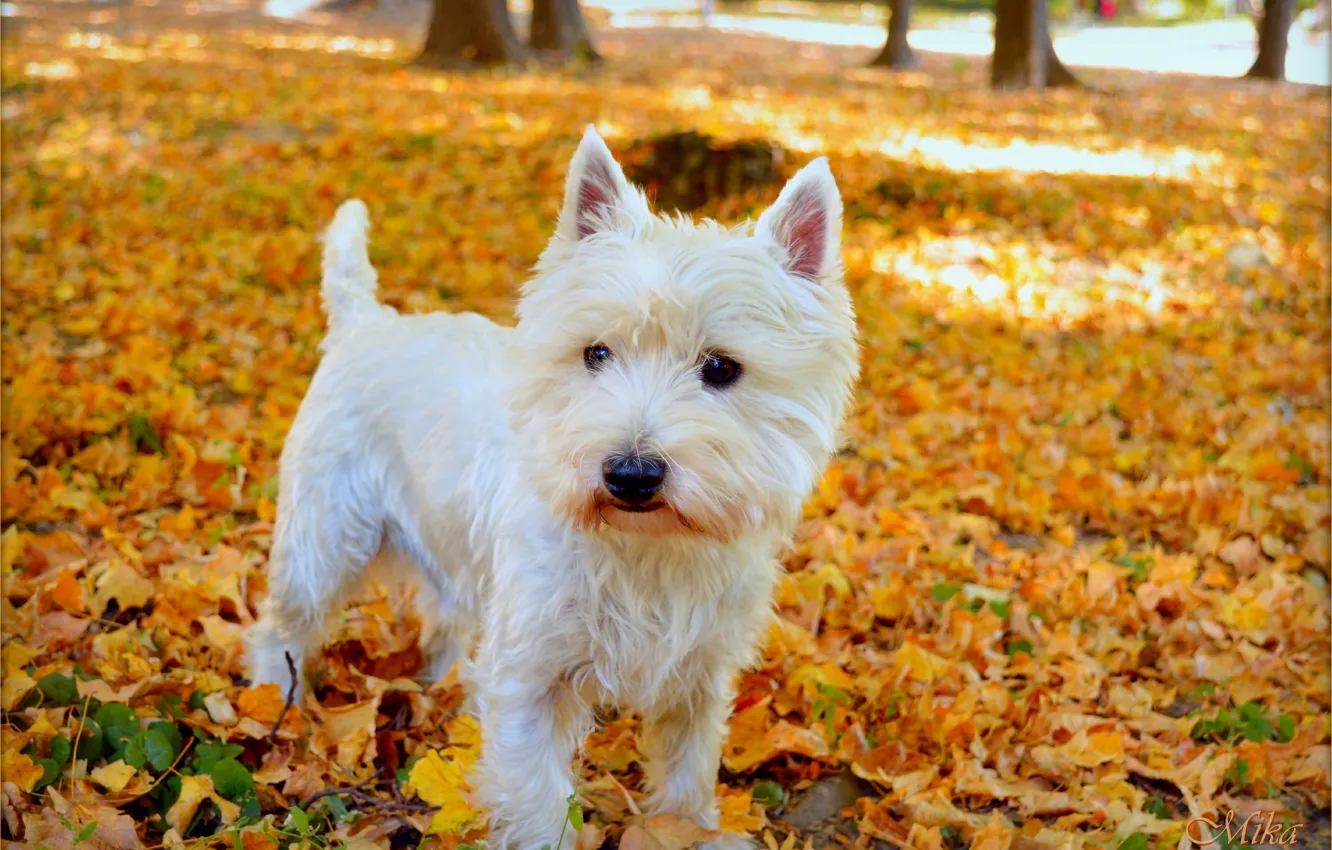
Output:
247,127,859,849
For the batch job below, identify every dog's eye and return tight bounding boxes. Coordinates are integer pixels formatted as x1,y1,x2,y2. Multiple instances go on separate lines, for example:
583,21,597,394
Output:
583,344,613,372
700,354,742,389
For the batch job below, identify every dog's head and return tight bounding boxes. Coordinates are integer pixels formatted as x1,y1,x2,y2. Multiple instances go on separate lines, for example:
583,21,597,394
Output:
510,127,859,543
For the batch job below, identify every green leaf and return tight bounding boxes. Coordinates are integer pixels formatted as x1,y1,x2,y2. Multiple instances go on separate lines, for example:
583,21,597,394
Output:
288,806,310,834
93,703,137,731
37,673,79,706
1113,554,1153,582
1276,714,1296,743
123,734,148,770
76,821,98,844
194,739,245,774
1006,639,1034,657
149,721,183,755
95,704,140,757
74,719,103,762
1119,833,1149,850
988,600,1010,619
159,694,186,719
1144,797,1171,819
128,413,163,454
144,726,179,773
1191,707,1237,742
49,735,72,764
932,582,961,603
1225,757,1250,790
1236,702,1273,742
566,800,584,831
752,780,784,808
34,757,61,791
320,793,349,821
209,758,255,801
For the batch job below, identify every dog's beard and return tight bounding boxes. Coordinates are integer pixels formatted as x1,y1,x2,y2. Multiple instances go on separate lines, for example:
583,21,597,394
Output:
560,480,755,543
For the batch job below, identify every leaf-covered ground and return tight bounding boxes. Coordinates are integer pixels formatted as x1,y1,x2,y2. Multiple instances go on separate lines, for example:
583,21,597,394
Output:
2,4,1329,849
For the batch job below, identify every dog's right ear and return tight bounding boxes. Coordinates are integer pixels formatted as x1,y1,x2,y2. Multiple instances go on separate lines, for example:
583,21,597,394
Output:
556,126,649,242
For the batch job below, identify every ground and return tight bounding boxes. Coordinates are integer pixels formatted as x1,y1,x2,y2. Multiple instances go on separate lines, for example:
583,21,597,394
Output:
0,3,1329,850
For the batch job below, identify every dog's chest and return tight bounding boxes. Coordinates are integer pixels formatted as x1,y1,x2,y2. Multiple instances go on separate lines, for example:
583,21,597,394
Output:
579,588,720,710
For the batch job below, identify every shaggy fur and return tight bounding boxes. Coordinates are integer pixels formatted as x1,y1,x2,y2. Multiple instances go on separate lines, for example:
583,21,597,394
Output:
247,127,859,850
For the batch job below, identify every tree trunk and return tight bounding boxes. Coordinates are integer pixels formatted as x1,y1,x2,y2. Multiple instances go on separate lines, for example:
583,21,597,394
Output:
991,0,1078,89
1246,0,1294,79
415,0,529,67
530,0,603,62
870,0,917,69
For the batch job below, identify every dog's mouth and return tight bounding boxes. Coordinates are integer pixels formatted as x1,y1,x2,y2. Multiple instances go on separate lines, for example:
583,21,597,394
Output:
608,502,665,514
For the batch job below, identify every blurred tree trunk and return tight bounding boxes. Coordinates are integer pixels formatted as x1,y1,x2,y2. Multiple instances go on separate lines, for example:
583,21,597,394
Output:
991,0,1078,88
1119,0,1142,16
1246,0,1294,78
870,0,917,69
530,0,603,62
416,0,530,67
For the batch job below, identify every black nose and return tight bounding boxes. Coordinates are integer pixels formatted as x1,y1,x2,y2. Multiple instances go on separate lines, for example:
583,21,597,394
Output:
603,455,666,505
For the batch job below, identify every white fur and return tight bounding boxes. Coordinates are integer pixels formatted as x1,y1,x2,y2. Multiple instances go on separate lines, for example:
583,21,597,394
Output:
247,126,859,850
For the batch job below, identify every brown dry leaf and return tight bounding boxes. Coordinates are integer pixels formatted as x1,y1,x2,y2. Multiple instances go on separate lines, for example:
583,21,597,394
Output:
166,775,241,834
315,696,382,768
619,813,723,850
92,562,155,616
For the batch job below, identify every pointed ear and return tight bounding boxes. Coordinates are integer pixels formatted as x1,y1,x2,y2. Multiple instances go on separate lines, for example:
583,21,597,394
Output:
556,126,647,242
755,157,843,283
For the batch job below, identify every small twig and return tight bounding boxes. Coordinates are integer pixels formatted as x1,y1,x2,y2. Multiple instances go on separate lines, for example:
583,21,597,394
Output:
68,696,92,777
269,651,298,744
604,772,641,816
301,784,435,814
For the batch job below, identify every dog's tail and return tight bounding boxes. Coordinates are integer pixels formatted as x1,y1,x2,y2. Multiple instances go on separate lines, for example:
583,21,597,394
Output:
321,199,385,330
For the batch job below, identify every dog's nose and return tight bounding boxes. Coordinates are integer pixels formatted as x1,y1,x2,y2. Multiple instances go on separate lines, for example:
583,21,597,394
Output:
602,455,666,505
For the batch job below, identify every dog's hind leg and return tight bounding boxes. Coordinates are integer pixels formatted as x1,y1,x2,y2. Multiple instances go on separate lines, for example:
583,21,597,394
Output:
388,515,480,687
247,467,384,698
414,575,477,685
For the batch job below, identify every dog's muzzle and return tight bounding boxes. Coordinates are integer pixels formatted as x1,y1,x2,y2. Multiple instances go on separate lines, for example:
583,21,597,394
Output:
602,454,666,508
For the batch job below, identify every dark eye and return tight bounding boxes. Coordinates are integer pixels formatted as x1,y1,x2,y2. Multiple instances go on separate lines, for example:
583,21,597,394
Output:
583,344,613,372
700,354,742,388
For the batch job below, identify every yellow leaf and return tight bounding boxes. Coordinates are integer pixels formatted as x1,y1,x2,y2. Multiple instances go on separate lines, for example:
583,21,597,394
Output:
869,575,908,620
1,750,46,792
406,749,476,835
91,760,139,792
891,642,952,682
1,526,23,572
1056,729,1125,768
2,670,36,711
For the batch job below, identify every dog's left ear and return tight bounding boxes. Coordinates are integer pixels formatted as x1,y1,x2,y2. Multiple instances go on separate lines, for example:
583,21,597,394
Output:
756,157,843,284
556,126,649,242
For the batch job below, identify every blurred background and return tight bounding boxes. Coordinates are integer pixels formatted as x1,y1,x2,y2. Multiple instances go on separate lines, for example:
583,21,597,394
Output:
0,0,1328,82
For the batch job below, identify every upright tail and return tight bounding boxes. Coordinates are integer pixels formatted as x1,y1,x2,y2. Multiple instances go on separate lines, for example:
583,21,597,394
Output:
321,199,384,330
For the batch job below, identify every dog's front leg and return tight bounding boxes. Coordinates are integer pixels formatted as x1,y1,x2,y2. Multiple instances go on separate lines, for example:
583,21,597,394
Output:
640,680,753,849
474,673,589,850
